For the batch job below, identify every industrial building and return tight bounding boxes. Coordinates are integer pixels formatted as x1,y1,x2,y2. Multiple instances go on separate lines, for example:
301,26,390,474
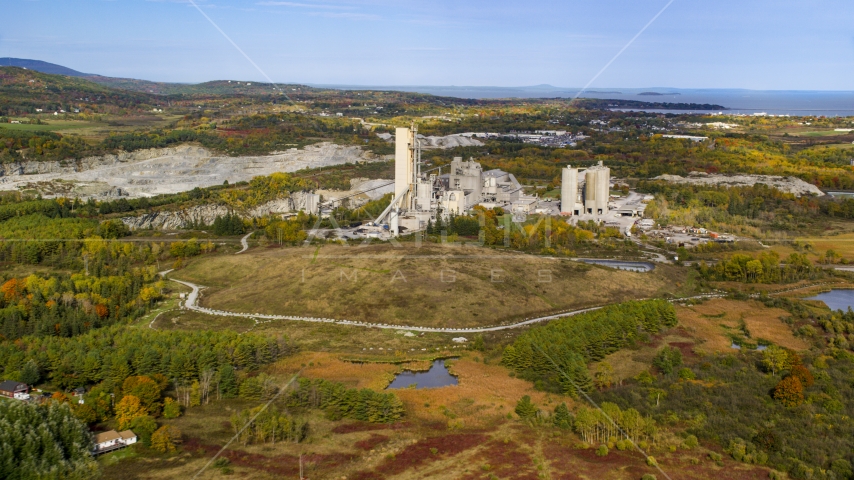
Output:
560,161,611,216
377,125,535,235
373,125,621,236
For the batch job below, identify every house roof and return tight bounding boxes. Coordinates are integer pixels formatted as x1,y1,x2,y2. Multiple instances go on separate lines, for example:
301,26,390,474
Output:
0,380,26,392
94,430,121,444
118,430,137,440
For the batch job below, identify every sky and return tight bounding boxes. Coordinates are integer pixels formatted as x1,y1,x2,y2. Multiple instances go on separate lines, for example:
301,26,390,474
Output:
3,0,854,90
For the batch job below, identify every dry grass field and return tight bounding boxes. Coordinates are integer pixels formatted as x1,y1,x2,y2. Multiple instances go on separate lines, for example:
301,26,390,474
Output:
174,243,683,328
676,298,809,353
99,348,778,480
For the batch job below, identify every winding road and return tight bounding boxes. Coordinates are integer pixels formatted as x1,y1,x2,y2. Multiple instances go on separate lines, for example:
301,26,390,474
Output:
161,272,722,334
236,233,252,254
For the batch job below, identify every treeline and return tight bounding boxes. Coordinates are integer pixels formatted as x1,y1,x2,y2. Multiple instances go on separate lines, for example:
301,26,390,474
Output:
212,213,245,235
502,300,677,395
0,267,162,340
231,405,308,446
285,377,405,424
697,251,823,284
0,324,293,391
0,401,97,480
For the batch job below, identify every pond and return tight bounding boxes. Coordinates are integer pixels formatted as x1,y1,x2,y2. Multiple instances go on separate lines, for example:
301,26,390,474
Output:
386,359,458,390
805,289,854,312
577,259,655,272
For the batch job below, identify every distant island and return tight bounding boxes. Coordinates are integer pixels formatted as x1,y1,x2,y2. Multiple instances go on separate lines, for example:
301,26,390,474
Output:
638,92,681,96
577,98,725,110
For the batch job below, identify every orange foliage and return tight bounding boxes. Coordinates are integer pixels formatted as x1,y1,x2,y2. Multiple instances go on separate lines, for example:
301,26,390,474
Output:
1,278,18,301
51,391,69,403
773,375,804,407
95,304,109,319
790,365,814,388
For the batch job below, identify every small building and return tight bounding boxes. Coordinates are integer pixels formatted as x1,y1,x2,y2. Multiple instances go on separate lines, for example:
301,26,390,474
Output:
93,431,122,453
118,430,138,446
0,380,29,400
93,429,137,454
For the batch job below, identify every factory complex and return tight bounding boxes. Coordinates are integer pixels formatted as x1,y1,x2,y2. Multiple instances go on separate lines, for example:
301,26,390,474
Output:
333,125,646,239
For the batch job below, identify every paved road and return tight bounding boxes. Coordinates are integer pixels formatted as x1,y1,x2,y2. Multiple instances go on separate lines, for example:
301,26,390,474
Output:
236,233,251,254
161,271,722,334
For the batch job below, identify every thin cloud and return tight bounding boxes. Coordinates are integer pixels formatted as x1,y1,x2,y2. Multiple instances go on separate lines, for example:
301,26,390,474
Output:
307,11,379,20
257,1,355,9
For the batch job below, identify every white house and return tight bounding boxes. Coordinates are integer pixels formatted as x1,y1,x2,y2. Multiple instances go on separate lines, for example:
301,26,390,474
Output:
118,430,137,445
93,431,121,452
93,429,137,454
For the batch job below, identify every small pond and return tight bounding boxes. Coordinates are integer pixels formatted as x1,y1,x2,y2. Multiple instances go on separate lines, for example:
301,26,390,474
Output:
386,359,458,390
577,259,655,272
805,289,854,312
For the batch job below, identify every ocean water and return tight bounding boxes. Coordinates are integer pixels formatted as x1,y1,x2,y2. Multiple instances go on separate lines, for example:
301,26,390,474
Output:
315,84,854,117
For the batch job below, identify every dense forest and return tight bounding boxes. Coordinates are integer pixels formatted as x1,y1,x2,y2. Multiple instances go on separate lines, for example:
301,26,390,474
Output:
502,300,677,395
0,401,97,480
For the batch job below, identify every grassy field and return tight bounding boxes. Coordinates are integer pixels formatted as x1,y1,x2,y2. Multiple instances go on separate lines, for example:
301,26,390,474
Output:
173,243,688,329
676,298,808,353
0,120,96,131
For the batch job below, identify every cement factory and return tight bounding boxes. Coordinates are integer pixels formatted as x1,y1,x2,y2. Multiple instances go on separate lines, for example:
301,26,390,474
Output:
354,125,633,237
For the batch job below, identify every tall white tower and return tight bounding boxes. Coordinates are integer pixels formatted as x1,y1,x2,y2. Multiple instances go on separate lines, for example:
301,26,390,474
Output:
561,165,578,215
394,127,414,209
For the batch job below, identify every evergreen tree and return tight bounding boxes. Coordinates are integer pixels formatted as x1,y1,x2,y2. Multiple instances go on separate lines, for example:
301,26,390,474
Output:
514,395,538,421
553,402,573,430
218,364,238,398
0,401,97,479
20,359,40,385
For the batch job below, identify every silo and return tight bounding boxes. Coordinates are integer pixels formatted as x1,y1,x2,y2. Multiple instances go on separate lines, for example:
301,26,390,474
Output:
595,163,610,214
585,168,599,214
561,166,578,215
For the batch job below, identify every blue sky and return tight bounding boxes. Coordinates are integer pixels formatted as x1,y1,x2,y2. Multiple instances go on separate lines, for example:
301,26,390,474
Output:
4,0,854,89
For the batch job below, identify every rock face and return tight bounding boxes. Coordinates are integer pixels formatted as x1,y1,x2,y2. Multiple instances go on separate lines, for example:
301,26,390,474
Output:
654,172,825,197
375,133,484,149
0,143,388,199
121,191,321,230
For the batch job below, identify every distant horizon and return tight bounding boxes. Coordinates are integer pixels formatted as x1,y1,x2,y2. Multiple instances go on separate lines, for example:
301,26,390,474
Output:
4,58,854,94
4,1,853,90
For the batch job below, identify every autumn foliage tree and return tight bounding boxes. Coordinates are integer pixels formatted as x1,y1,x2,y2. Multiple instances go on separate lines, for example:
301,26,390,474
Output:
115,394,148,430
789,365,814,388
150,425,182,454
772,375,804,407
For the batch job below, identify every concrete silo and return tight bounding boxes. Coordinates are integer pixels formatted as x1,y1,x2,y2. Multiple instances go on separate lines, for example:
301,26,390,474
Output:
584,161,610,214
560,165,578,215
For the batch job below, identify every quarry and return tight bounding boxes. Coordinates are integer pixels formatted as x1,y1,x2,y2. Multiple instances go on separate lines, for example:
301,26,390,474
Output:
654,172,825,197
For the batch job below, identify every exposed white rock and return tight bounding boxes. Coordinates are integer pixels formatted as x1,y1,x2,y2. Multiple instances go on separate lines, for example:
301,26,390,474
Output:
121,191,320,230
0,142,389,199
654,172,824,197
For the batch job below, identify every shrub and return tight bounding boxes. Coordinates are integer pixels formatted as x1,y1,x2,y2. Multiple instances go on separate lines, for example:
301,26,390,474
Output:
642,475,657,480
162,397,181,419
684,434,699,449
646,456,658,467
653,346,683,375
151,425,182,454
678,368,695,380
596,445,609,457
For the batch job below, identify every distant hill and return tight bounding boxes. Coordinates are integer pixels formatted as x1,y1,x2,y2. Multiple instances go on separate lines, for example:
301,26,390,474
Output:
0,58,92,77
0,66,158,116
